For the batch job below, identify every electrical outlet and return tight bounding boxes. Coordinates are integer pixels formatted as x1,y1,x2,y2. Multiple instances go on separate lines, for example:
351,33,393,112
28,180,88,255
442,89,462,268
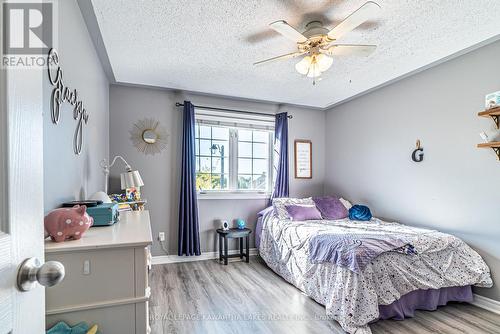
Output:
158,232,165,241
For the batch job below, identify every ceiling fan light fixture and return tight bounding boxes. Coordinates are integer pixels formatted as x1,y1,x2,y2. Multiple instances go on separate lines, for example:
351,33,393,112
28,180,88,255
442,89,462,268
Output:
295,56,312,75
316,54,333,72
254,1,380,84
295,53,330,78
306,61,322,78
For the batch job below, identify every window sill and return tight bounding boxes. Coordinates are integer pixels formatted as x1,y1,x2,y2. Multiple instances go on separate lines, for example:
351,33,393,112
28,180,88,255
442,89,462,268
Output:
197,192,270,200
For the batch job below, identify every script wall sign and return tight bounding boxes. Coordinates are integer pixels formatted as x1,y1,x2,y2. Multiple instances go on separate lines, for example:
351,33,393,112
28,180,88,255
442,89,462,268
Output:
47,48,89,155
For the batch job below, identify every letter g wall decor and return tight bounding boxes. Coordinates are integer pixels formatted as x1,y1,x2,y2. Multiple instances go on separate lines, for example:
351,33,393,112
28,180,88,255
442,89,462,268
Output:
412,139,424,162
47,48,89,155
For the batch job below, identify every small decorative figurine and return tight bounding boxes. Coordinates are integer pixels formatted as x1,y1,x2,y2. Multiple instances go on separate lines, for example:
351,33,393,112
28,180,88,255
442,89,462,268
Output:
110,193,129,203
126,187,141,201
236,218,246,230
44,205,94,242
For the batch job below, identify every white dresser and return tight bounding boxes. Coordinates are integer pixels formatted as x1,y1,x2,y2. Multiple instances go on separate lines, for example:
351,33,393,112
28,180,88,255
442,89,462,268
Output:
45,211,153,334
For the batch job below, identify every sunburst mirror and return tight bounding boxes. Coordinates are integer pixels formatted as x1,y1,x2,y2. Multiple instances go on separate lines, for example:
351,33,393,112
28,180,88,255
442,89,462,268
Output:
130,118,168,155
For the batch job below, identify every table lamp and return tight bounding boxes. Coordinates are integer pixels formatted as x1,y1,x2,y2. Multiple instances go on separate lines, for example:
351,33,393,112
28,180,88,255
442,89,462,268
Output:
100,155,144,194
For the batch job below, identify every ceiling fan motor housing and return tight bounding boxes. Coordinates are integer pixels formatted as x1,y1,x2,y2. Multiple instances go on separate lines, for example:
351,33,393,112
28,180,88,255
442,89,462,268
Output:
303,21,330,39
298,21,334,53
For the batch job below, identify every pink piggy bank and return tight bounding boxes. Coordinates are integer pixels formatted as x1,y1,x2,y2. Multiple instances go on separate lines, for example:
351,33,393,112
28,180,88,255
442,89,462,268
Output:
44,205,94,242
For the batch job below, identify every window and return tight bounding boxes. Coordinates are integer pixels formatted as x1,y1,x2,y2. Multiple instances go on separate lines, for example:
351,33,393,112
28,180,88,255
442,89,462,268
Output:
237,129,269,190
194,124,230,190
194,109,274,195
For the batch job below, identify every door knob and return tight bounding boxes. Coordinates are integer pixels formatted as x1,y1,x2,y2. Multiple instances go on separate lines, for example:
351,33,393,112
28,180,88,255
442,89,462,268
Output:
16,257,65,292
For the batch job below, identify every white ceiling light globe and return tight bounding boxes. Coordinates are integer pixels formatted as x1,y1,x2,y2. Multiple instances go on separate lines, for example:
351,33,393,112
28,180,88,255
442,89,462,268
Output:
295,56,311,75
306,62,322,78
316,54,333,72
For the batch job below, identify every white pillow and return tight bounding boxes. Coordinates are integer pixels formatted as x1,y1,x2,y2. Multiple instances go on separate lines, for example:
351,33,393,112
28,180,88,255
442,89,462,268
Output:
272,197,314,220
339,197,353,210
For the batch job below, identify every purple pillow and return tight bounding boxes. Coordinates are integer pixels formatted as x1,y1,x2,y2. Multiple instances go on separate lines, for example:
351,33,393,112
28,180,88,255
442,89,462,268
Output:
313,196,348,220
285,205,322,221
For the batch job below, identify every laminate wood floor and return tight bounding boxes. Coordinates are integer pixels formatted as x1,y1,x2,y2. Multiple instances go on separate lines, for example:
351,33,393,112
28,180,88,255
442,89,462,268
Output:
149,256,500,334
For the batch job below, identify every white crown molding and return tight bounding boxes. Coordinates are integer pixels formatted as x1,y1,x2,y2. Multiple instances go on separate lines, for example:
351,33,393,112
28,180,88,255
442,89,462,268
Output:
152,248,259,265
471,294,500,315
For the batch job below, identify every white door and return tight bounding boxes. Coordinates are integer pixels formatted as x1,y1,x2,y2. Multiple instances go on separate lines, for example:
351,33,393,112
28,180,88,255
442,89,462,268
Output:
0,2,47,332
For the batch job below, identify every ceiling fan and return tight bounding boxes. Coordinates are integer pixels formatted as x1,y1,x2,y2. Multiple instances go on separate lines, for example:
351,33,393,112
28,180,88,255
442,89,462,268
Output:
253,1,381,84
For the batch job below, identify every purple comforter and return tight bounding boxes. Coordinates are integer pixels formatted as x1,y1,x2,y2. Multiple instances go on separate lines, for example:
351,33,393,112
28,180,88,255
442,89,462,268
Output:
308,232,416,273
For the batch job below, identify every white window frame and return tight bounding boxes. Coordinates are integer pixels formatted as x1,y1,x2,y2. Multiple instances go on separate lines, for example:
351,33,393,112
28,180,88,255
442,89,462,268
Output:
195,108,274,200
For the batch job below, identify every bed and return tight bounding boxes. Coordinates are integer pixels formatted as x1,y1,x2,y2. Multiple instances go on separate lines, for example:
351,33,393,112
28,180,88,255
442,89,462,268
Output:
256,204,492,334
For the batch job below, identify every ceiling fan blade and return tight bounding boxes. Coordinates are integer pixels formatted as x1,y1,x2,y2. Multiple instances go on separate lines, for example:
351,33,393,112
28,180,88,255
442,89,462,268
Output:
321,44,377,56
269,20,308,43
253,51,306,66
327,1,380,40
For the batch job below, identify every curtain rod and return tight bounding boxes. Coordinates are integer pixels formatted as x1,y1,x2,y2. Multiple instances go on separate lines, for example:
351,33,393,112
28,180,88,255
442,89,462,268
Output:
175,102,293,119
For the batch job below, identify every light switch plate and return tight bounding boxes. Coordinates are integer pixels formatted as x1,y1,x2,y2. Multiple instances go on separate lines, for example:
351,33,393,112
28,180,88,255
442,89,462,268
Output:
83,260,91,275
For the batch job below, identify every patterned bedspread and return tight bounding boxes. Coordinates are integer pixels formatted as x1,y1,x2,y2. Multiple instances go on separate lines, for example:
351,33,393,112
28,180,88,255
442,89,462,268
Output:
259,214,492,334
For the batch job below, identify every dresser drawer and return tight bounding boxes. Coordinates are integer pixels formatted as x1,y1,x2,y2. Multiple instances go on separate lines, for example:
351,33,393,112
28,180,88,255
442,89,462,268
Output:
46,248,135,312
46,304,136,334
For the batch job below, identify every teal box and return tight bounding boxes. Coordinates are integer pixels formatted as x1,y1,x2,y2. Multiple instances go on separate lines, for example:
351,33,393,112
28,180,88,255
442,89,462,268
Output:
86,203,119,226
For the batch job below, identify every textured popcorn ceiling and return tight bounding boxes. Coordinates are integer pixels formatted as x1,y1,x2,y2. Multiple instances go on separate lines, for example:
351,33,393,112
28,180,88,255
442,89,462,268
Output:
91,0,500,108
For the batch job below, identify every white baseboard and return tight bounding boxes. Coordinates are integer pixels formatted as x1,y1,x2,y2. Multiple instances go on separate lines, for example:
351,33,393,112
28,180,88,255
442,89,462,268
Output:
152,248,258,265
471,294,500,315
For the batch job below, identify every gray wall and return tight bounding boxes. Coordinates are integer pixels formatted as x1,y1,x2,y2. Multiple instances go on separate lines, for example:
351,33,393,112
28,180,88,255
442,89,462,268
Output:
325,40,500,301
109,85,325,256
43,0,109,211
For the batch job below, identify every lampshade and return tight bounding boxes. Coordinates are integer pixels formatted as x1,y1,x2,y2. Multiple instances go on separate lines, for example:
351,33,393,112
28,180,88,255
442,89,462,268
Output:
120,170,144,189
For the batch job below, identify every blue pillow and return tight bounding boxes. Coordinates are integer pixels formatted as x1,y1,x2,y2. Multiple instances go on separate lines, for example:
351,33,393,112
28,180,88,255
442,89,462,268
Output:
348,205,372,221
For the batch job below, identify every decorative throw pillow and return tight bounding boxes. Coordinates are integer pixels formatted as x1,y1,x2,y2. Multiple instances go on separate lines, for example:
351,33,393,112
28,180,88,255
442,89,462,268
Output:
348,205,372,221
285,204,322,221
272,197,314,220
339,197,353,210
313,196,348,220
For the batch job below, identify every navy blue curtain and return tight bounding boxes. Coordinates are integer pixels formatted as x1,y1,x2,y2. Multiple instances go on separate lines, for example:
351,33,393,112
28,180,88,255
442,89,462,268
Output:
272,112,289,199
178,101,201,256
